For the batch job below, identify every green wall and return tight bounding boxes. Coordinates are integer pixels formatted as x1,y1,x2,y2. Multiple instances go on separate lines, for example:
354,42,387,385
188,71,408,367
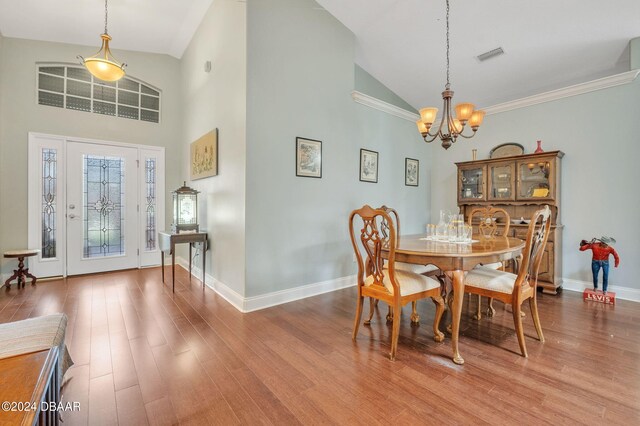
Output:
355,64,417,112
179,0,247,296
244,0,432,297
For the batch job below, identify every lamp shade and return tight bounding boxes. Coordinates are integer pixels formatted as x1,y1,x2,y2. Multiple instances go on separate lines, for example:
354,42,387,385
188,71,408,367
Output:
454,103,475,122
451,118,463,134
469,110,486,128
416,119,429,134
81,34,126,82
419,107,438,125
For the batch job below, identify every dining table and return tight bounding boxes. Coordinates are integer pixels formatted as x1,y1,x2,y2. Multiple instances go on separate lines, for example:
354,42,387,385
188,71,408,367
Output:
382,234,525,365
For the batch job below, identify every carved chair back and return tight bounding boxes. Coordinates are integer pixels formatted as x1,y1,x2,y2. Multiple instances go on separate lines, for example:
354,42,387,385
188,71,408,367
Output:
468,206,511,238
512,205,551,294
349,205,398,294
378,205,400,247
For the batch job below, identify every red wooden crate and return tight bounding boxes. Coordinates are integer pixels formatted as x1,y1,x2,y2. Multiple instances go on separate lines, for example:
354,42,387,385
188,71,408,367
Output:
583,288,615,305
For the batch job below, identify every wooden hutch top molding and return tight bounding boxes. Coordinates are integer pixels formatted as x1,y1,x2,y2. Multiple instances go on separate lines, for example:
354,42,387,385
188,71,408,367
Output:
455,150,565,167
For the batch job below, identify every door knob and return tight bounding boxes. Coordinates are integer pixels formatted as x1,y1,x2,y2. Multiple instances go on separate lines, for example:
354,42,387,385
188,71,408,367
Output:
68,214,77,219
69,204,75,210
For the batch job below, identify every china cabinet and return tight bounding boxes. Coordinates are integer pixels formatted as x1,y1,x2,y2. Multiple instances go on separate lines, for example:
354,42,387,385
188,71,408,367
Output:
456,151,564,294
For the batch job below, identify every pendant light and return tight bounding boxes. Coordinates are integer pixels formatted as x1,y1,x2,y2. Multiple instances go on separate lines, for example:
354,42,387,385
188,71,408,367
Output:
416,0,485,149
78,0,126,82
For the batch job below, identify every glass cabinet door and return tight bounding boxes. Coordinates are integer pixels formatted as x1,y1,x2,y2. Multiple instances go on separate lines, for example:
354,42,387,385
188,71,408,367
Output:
458,165,485,202
517,158,553,200
488,162,515,201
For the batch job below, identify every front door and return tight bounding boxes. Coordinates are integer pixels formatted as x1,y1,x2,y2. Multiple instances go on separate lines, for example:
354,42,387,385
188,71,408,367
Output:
66,141,139,275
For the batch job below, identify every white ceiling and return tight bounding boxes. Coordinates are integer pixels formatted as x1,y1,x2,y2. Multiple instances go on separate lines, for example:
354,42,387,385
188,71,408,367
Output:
1,0,639,109
316,0,640,108
0,0,214,59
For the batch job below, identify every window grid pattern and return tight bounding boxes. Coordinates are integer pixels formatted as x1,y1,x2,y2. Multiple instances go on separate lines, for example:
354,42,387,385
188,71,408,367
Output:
41,149,57,258
37,65,160,123
83,155,125,258
145,158,157,251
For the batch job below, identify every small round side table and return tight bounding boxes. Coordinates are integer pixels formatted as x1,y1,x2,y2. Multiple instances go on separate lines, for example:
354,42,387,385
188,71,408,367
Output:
3,249,39,290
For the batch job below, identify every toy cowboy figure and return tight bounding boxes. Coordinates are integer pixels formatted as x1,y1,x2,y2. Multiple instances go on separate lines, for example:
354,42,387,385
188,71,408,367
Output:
579,236,620,294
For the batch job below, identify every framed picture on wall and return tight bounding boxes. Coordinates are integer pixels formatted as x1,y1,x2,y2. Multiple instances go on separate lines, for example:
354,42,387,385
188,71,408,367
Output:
405,158,419,186
359,149,378,183
296,137,322,178
190,129,218,180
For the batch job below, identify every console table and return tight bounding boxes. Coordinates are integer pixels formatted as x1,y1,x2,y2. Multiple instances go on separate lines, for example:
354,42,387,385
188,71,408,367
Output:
158,231,208,292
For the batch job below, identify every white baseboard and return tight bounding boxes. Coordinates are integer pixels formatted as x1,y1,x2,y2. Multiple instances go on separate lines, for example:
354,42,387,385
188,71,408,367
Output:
562,278,640,303
175,256,356,312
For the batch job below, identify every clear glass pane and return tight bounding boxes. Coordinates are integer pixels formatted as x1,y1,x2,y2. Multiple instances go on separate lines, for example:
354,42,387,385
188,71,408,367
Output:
41,149,57,258
94,85,116,102
490,164,512,199
141,95,159,110
38,91,64,108
67,67,92,82
118,90,139,107
38,74,64,93
519,161,550,198
145,158,156,251
83,155,125,258
67,79,91,98
39,66,65,76
141,85,159,96
119,78,140,92
460,167,483,199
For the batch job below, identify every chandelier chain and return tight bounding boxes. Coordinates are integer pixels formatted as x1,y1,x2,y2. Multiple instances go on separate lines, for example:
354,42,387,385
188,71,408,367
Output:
104,0,109,34
445,0,450,89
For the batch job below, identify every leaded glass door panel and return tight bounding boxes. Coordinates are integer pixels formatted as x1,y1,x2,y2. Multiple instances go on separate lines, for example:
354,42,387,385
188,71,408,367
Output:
66,141,138,275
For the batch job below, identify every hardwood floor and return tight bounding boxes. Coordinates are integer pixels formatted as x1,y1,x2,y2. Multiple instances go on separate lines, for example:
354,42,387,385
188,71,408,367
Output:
1,267,639,425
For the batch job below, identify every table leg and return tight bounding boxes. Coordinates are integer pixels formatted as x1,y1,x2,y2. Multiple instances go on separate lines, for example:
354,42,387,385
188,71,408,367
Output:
450,270,465,365
202,241,206,289
161,250,165,283
24,268,36,286
171,244,176,293
189,244,192,282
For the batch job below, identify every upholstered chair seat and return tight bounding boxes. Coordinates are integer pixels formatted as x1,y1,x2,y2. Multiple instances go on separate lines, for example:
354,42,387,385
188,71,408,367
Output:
464,266,521,294
366,268,441,295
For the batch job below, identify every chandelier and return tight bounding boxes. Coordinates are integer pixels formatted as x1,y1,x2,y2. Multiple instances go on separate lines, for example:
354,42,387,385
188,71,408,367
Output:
416,0,485,149
78,0,126,82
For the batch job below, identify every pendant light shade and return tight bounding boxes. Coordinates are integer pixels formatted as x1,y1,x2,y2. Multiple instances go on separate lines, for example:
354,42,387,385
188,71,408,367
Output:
78,0,126,82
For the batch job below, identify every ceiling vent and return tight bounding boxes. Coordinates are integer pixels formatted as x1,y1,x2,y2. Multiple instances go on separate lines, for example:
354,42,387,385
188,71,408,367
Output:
477,47,505,62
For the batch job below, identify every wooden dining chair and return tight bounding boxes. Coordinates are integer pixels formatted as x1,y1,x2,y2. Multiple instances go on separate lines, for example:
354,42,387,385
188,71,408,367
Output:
371,205,441,325
349,205,445,360
462,205,551,357
467,206,511,320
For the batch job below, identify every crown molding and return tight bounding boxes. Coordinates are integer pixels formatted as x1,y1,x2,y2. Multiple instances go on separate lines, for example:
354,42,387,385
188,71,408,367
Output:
484,70,640,115
351,91,419,122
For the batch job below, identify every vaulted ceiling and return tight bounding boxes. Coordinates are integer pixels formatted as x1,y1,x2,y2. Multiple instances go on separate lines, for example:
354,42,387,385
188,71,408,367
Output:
0,0,214,59
316,0,640,108
1,0,639,109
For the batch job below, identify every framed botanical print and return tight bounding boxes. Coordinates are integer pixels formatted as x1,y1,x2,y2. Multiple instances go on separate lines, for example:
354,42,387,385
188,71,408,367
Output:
405,158,419,186
296,137,322,178
360,149,378,183
190,129,218,180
